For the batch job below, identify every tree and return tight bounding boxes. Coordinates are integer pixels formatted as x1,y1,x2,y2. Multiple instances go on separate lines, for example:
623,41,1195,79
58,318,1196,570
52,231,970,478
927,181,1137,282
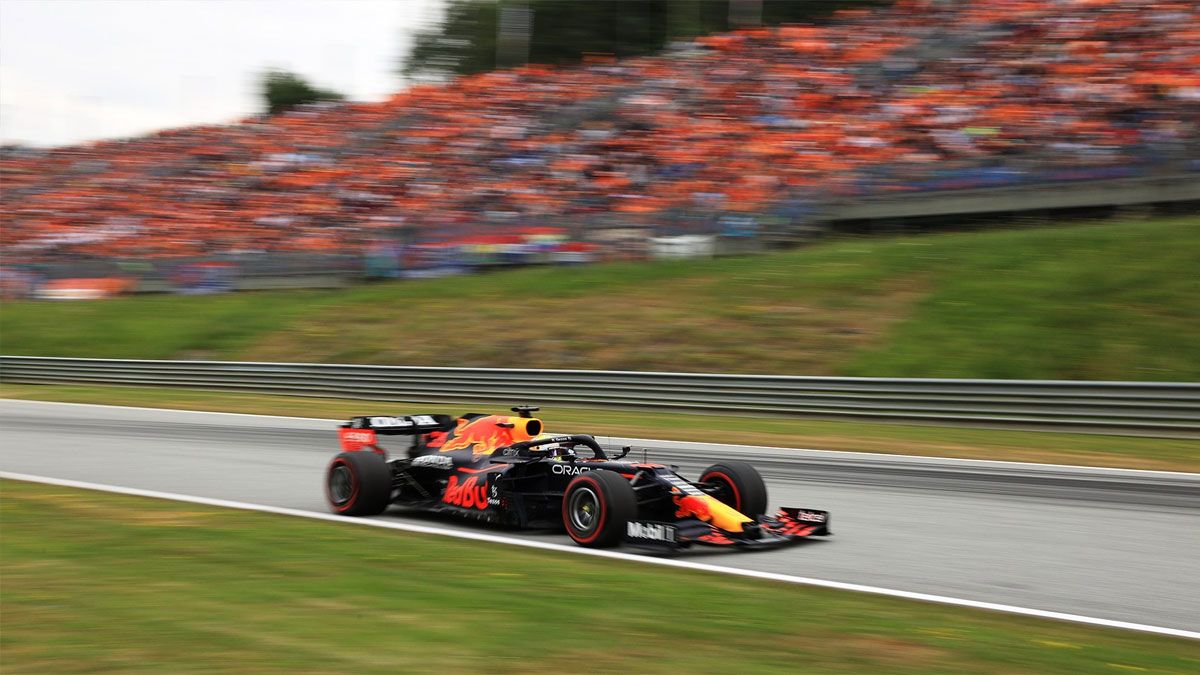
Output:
261,70,345,116
401,0,882,80
403,1,499,81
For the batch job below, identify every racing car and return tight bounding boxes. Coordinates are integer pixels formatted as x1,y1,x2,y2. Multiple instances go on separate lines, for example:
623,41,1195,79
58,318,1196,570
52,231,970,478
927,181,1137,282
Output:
325,406,830,550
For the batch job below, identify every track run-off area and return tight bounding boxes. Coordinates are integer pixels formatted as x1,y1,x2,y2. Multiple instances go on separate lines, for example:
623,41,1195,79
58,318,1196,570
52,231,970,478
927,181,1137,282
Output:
1,399,1197,638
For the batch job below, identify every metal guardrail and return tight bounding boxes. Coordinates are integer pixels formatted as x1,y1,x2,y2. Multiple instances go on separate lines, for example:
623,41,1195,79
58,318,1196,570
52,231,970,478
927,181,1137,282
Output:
3,356,1197,437
828,173,1200,220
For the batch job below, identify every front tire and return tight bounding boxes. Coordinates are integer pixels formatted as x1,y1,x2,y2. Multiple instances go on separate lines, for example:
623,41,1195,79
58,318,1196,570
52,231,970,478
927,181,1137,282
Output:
699,461,768,517
326,451,392,516
562,470,636,548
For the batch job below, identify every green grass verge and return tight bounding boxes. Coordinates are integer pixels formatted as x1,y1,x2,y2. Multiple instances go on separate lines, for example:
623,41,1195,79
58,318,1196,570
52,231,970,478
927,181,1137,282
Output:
4,383,1198,472
2,217,1198,380
3,479,1196,674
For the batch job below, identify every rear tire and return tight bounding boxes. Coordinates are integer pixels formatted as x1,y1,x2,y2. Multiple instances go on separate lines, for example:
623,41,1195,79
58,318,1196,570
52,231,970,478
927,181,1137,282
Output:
326,451,392,516
699,461,768,517
562,470,636,548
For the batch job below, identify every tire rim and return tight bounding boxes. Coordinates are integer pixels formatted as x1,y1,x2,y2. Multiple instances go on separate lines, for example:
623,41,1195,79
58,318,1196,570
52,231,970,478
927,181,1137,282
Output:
705,473,737,509
568,487,599,533
329,464,354,505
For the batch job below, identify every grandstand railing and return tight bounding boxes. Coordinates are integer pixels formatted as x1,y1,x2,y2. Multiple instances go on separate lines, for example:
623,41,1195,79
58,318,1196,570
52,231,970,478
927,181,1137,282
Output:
2,356,1196,437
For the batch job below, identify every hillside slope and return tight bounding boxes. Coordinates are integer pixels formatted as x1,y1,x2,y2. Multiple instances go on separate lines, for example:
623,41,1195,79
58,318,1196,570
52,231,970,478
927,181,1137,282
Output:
2,217,1197,381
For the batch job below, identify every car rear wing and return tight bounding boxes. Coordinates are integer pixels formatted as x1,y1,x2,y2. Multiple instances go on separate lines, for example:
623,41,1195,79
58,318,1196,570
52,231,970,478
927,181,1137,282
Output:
341,415,455,434
338,415,455,453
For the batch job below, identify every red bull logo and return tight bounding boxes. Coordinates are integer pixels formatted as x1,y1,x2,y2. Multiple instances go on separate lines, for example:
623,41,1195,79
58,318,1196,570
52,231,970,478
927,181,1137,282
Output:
443,475,489,510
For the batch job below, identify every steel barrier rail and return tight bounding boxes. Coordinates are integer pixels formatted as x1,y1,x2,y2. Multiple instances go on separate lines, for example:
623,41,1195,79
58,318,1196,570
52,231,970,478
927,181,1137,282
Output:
828,173,1200,220
2,356,1197,437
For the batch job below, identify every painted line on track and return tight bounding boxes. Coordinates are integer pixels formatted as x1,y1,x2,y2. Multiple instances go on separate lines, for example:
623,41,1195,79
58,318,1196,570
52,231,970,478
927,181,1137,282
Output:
5,398,1196,478
3,470,1197,641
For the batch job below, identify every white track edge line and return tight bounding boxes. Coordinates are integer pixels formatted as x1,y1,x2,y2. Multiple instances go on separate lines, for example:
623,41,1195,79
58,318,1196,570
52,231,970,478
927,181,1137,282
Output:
2,470,1197,641
5,398,1197,478
0,397,330,424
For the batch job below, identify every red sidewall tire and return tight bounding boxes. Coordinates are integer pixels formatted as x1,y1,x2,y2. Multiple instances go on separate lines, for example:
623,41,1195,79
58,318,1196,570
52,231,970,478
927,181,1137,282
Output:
562,470,636,548
326,451,391,516
700,461,768,518
327,457,360,514
563,475,607,545
703,471,742,510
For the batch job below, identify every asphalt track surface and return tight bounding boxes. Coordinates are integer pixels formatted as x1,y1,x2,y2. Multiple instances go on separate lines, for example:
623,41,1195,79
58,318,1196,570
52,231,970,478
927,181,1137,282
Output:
2,399,1198,633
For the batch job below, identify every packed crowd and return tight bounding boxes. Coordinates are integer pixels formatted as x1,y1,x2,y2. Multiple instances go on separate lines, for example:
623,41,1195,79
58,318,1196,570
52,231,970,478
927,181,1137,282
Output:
2,0,1196,262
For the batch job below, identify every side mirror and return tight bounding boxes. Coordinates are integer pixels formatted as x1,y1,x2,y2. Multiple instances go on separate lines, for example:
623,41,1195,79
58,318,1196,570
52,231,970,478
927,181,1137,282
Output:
613,446,632,460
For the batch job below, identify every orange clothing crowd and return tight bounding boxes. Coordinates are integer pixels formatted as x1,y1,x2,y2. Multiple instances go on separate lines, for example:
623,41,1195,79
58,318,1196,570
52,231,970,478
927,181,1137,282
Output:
2,0,1196,261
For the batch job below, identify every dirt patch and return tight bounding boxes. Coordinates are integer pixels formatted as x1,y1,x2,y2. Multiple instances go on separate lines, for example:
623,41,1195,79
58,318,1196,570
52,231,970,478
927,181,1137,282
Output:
834,634,951,668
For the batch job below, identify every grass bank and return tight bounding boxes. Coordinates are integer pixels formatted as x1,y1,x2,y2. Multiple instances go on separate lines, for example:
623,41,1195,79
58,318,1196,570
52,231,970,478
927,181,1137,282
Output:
2,217,1198,380
4,383,1197,472
3,479,1196,673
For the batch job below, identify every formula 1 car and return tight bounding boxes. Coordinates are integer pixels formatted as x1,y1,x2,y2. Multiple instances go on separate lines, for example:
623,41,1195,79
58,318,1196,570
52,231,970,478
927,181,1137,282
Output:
325,407,830,550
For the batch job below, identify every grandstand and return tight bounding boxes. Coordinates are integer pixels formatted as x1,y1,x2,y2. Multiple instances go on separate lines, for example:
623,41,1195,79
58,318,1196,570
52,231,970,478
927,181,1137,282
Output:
2,0,1197,288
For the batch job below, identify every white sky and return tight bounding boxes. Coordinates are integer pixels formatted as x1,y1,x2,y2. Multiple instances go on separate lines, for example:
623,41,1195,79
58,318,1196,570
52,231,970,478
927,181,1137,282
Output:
0,0,444,147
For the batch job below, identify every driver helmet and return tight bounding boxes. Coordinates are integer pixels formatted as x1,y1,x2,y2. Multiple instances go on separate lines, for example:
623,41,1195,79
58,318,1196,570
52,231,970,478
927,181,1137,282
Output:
533,433,574,459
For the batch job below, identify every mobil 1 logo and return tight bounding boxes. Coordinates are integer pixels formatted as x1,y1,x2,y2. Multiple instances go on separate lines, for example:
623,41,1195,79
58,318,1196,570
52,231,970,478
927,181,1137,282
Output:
626,521,676,544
